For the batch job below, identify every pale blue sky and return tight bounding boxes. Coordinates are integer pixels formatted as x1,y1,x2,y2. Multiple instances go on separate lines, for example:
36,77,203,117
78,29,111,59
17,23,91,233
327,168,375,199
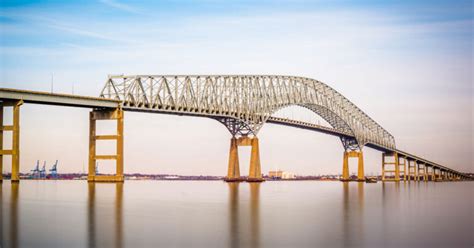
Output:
0,0,472,175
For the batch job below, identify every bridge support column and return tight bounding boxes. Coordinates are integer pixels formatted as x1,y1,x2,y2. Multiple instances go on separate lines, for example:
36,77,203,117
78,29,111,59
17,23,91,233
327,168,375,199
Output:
225,137,242,182
382,152,400,182
0,104,3,182
430,166,435,181
0,100,22,183
434,168,441,181
399,156,407,181
423,164,428,182
407,159,417,181
441,170,447,181
224,136,263,182
342,152,349,181
418,163,428,181
416,163,425,181
248,137,262,182
341,151,364,181
88,108,124,183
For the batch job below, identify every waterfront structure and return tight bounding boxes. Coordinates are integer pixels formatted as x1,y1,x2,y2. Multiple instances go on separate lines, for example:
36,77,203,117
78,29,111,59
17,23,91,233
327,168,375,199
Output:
31,160,41,179
268,171,295,179
269,171,284,178
49,160,58,179
282,172,296,179
0,75,472,182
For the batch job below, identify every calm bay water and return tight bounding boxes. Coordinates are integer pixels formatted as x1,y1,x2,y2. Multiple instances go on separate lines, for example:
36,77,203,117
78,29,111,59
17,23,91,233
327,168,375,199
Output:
0,180,473,248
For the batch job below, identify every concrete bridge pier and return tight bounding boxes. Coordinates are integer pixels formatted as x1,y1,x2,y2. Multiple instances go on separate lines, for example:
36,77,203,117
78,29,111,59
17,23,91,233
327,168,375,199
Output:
382,152,400,182
225,137,242,182
247,137,263,182
441,170,447,181
341,151,364,181
88,108,124,182
436,168,442,181
417,163,423,181
415,163,420,181
399,156,407,181
0,100,22,183
429,166,436,181
425,165,430,181
420,164,428,182
407,159,417,181
225,136,263,182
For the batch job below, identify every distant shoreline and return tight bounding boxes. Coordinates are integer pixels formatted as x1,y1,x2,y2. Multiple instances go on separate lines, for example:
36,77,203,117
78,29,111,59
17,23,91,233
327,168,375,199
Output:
2,178,343,182
2,173,390,182
2,173,347,181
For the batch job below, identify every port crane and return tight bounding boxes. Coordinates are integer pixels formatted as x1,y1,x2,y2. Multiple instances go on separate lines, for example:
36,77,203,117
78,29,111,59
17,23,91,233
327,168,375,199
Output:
40,161,46,178
31,160,41,179
49,160,58,178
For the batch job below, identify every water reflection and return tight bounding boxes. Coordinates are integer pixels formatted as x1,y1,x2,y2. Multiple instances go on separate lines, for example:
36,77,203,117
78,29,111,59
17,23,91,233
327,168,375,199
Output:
1,183,19,248
228,182,261,248
342,182,365,247
11,183,19,248
382,181,401,203
1,180,472,247
88,183,95,248
249,183,260,248
87,183,123,248
228,182,240,248
116,183,123,248
0,184,2,247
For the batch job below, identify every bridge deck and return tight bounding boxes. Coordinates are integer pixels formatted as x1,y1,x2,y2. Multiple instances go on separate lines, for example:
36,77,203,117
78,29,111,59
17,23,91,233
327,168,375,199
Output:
0,87,470,178
0,88,120,108
267,117,464,175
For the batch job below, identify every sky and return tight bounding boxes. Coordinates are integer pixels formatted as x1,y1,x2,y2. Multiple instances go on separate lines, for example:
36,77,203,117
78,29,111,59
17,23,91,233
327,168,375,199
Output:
0,0,472,176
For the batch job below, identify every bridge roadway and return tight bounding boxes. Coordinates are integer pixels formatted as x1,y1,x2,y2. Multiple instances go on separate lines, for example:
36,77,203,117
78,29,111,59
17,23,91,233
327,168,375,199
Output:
0,87,471,182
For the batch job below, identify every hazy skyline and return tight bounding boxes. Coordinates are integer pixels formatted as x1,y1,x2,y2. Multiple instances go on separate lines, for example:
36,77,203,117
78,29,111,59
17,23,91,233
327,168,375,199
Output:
0,0,472,175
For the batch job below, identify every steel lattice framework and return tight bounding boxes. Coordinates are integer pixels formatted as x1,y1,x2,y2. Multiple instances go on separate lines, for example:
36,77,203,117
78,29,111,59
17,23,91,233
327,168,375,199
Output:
100,75,396,150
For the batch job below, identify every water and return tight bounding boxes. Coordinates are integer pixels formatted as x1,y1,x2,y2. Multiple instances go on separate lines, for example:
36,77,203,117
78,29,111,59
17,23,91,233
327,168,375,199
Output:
1,180,473,248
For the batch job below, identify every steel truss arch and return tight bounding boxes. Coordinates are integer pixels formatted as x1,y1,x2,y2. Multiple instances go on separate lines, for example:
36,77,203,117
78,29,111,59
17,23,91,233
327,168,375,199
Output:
100,75,396,149
268,103,362,150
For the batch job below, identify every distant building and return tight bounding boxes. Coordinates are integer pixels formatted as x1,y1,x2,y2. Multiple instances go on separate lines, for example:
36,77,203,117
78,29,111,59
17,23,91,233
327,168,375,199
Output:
268,170,296,179
282,171,296,179
269,170,283,178
163,176,179,179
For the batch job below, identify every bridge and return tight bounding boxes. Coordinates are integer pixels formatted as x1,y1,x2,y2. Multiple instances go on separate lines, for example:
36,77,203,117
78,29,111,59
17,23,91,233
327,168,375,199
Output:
0,75,471,182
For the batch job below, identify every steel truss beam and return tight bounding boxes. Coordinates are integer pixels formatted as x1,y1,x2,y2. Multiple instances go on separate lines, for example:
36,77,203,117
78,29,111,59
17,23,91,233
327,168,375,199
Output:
100,75,396,150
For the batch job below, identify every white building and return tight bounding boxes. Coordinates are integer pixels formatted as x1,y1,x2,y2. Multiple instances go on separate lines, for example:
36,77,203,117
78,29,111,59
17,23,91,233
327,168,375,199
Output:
281,171,296,179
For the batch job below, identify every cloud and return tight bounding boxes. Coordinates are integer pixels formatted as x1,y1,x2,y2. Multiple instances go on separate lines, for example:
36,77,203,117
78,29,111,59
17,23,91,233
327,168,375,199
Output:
46,22,132,43
0,12,135,44
98,0,141,14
